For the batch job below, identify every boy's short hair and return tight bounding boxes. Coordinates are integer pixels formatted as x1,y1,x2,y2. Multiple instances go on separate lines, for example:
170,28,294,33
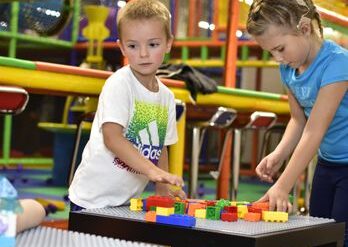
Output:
117,0,172,40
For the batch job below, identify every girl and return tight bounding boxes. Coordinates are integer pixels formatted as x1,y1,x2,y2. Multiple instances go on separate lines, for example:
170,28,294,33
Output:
246,0,348,245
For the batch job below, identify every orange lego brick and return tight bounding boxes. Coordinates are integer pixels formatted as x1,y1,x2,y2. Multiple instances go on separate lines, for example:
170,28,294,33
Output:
244,212,261,222
251,202,269,211
145,211,157,222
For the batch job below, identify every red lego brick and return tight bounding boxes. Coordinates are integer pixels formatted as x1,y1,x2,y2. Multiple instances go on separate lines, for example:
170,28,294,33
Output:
221,212,238,222
146,196,175,211
248,206,263,214
224,206,237,213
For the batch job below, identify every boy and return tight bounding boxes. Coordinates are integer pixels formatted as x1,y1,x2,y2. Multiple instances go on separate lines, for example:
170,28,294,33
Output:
69,0,185,210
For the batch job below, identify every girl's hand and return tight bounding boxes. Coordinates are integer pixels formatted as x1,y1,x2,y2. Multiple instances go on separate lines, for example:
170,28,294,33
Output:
256,151,284,183
256,183,292,212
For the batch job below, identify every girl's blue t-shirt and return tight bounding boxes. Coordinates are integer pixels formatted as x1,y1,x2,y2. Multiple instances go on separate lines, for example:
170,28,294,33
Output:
280,40,348,163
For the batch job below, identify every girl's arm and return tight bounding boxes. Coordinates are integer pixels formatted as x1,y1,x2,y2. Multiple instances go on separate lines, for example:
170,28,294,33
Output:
273,91,307,159
102,122,184,187
256,91,306,182
267,81,348,211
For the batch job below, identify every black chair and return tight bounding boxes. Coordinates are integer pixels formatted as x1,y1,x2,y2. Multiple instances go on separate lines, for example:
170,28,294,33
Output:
188,107,237,198
0,86,29,180
230,111,277,200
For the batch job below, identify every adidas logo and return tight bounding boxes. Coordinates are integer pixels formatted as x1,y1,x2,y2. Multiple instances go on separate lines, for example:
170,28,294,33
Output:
134,120,162,162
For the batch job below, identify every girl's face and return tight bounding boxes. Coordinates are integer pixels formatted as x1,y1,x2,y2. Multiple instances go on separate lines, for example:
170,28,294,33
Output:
254,24,312,71
118,18,172,86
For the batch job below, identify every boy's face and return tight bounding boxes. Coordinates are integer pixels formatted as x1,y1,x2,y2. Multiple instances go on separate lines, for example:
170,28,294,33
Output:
118,18,173,84
253,24,311,70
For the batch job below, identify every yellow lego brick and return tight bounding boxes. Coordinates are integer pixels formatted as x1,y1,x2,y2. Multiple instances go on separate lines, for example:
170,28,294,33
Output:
156,206,175,216
130,198,143,211
195,209,207,219
262,211,288,222
237,205,248,219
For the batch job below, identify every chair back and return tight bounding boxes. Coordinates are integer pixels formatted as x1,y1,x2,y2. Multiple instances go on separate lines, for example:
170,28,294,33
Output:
0,86,29,115
245,111,277,129
208,107,237,128
175,100,186,121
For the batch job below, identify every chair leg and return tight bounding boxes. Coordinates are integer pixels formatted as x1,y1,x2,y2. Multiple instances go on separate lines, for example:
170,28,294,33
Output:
210,129,232,180
304,157,316,211
189,126,201,198
68,120,84,186
230,128,242,201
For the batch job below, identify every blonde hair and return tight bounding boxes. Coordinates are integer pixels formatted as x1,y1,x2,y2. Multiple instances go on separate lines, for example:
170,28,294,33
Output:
246,0,323,37
117,0,172,40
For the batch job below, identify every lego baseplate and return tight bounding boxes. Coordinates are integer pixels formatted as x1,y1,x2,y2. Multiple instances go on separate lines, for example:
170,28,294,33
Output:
81,206,335,236
16,226,164,247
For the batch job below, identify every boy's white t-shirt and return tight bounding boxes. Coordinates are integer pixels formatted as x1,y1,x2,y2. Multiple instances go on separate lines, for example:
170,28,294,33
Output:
69,65,178,209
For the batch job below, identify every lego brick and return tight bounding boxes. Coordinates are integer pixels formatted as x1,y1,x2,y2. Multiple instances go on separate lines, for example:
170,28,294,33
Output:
156,207,174,216
129,198,143,211
206,206,221,220
252,202,269,211
221,212,238,222
146,196,175,211
145,211,157,222
174,202,185,215
216,199,231,208
262,211,288,223
248,206,263,214
244,212,261,222
195,209,206,219
237,205,248,219
223,206,237,213
156,214,196,228
187,203,205,217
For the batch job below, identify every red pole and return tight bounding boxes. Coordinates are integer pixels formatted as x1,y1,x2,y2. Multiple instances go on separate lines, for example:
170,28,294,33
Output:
224,0,239,88
217,0,240,199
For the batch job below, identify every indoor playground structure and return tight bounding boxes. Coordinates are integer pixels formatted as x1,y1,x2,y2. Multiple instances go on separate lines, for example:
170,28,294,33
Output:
0,0,347,246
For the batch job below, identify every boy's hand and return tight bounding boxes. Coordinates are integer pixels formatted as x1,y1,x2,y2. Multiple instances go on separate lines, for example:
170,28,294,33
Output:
156,184,187,200
169,187,187,200
148,167,184,187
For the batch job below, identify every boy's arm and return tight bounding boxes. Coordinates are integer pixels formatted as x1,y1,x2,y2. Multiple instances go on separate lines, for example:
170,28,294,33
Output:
102,122,184,187
155,147,186,199
266,81,348,211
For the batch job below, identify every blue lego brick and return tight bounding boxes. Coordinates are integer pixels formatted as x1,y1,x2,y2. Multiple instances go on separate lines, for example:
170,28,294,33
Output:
156,214,196,228
142,199,147,211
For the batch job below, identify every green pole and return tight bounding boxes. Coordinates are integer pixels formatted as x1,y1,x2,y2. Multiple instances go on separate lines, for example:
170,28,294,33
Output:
182,46,189,62
0,32,74,48
3,117,12,165
0,158,53,165
8,2,19,58
241,46,249,61
2,2,20,165
221,45,226,62
71,0,80,43
201,46,208,62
